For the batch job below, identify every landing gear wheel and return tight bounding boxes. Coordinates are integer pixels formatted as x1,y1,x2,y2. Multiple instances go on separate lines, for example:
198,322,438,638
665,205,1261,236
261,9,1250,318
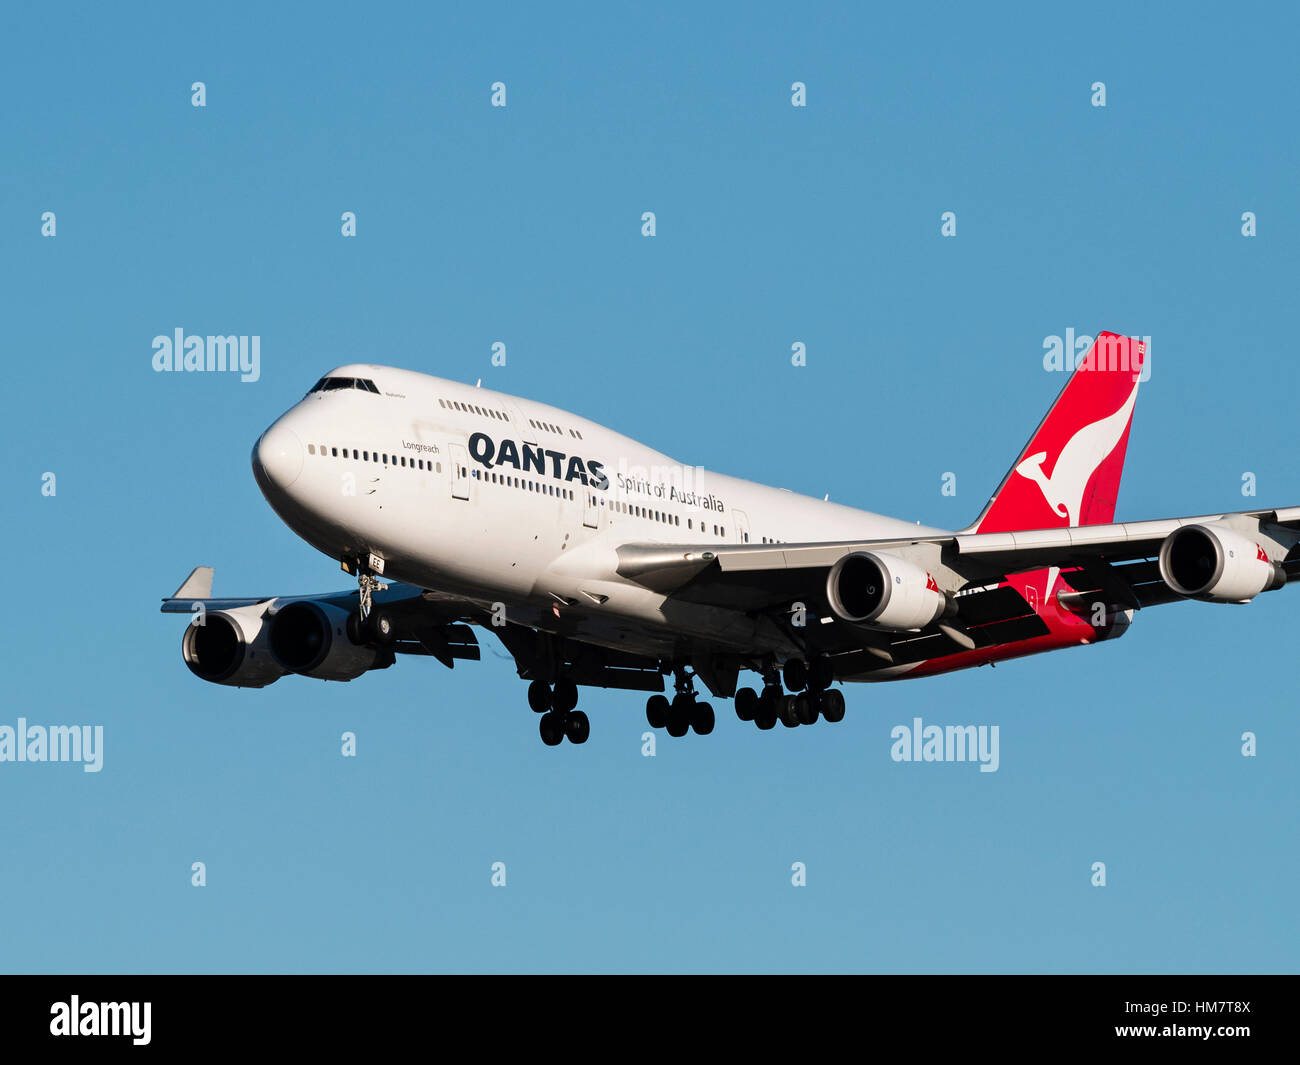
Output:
666,701,691,738
646,695,670,729
779,695,800,728
821,688,846,723
794,692,818,725
528,680,552,714
734,686,758,722
565,710,590,744
369,610,395,643
783,659,808,692
755,686,780,730
346,611,365,645
552,679,579,714
539,711,566,746
691,702,715,736
755,710,777,730
809,657,834,691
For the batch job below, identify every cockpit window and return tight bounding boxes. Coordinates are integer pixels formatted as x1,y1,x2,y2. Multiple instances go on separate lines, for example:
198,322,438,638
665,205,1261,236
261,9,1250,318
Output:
308,376,381,396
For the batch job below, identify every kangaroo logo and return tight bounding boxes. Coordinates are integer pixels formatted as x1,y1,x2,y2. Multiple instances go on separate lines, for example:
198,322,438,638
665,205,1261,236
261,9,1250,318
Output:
1014,376,1140,526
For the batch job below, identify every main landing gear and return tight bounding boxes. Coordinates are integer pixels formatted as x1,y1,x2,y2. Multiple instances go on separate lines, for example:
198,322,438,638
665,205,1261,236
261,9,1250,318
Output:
733,657,845,731
528,678,590,746
644,665,715,738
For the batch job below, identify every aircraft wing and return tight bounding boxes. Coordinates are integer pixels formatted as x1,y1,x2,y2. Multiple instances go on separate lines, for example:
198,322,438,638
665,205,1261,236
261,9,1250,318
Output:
159,567,666,690
160,567,484,667
615,505,1300,615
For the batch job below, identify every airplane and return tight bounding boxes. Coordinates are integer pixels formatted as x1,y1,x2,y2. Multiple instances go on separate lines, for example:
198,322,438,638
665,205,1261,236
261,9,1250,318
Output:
162,332,1300,746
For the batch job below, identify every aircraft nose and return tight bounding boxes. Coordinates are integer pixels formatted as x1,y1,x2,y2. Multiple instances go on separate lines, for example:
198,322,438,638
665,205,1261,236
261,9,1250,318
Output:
252,423,304,491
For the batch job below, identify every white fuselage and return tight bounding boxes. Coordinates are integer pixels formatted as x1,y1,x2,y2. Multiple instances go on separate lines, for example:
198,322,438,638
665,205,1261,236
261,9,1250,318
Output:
253,364,948,661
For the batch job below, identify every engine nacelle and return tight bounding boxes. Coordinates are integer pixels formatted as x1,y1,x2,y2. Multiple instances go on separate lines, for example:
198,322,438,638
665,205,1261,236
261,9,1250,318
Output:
1094,605,1135,642
826,551,948,630
267,600,379,681
1158,523,1286,603
182,603,286,688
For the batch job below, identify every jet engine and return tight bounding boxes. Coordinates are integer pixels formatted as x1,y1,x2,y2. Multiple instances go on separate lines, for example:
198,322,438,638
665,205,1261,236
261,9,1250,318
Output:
1158,523,1286,603
182,602,286,688
826,551,949,630
267,600,380,680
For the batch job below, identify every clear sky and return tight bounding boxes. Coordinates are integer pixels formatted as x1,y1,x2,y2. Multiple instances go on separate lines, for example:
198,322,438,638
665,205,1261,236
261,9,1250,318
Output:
2,1,1297,973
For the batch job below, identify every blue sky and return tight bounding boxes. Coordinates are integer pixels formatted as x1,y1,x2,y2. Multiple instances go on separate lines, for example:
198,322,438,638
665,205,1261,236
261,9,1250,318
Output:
2,1,1297,972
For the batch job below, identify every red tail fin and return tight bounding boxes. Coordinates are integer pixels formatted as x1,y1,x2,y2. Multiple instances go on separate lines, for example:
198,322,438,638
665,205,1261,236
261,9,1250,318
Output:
970,332,1144,534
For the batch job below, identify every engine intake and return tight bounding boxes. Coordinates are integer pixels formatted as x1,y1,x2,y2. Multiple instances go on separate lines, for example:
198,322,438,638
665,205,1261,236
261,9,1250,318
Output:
1158,523,1285,603
267,601,379,680
182,604,285,688
826,551,948,630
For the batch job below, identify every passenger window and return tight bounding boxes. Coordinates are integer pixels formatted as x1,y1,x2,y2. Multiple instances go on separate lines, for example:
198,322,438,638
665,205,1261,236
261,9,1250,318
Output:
307,445,315,455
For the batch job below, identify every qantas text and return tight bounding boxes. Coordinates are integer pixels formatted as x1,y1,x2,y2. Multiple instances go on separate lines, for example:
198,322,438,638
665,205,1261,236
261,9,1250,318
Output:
469,432,609,489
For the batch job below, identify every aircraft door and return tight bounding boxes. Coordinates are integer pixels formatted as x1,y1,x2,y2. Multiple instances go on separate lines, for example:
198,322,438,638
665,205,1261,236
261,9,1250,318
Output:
450,443,471,500
732,509,751,544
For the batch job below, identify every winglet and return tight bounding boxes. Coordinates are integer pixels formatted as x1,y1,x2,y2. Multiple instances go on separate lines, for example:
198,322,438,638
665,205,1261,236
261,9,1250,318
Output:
171,566,214,599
